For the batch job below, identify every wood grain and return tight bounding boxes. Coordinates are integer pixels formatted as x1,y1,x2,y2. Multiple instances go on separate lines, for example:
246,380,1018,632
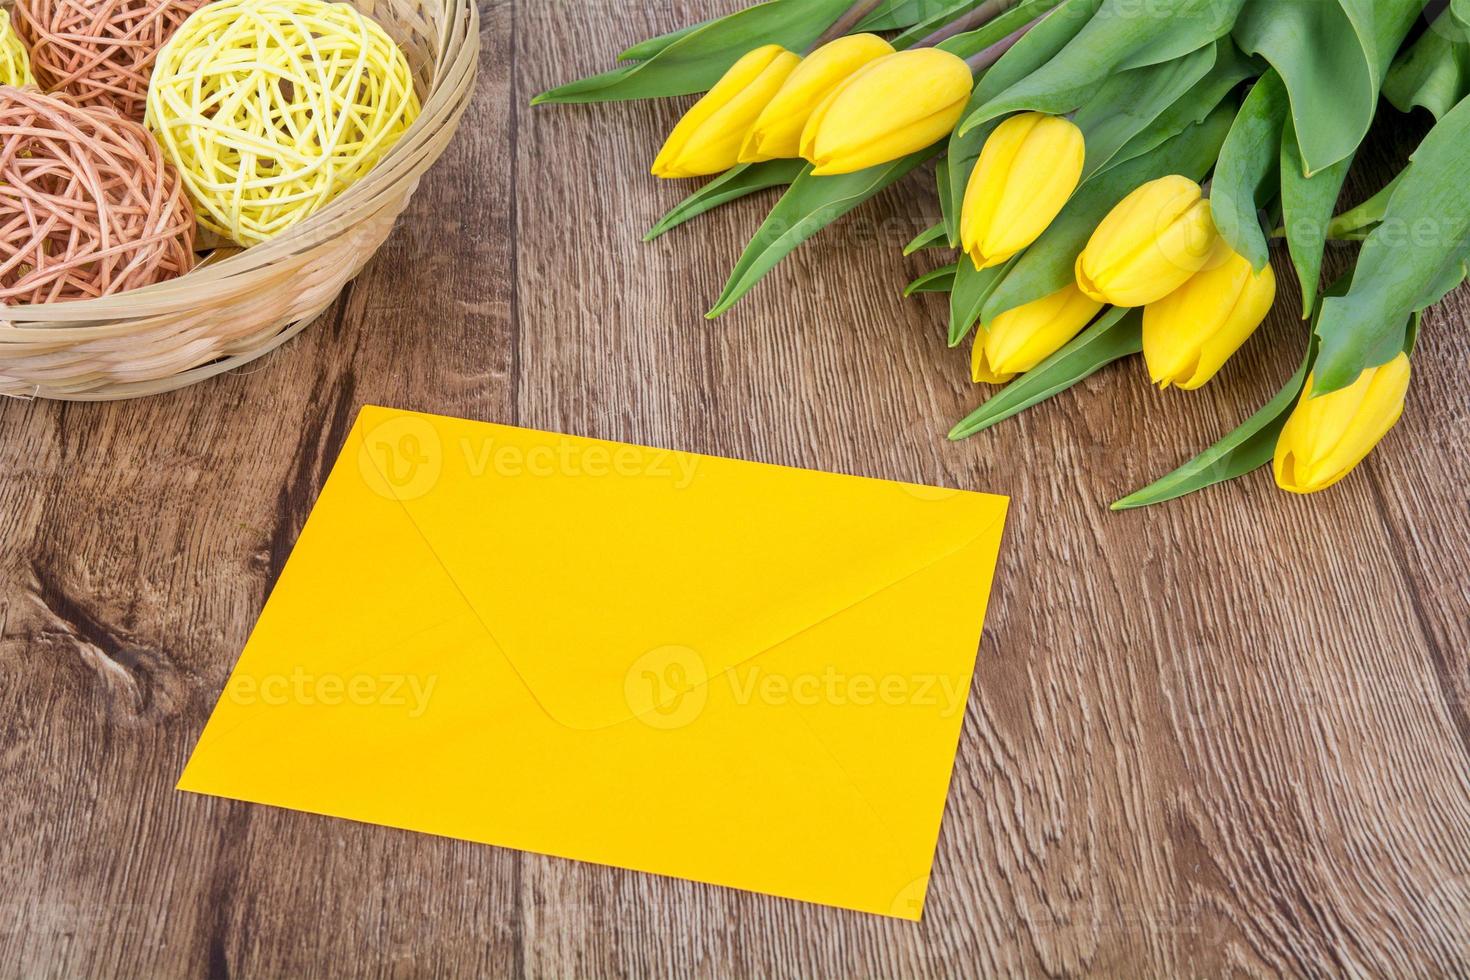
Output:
2,1,1468,975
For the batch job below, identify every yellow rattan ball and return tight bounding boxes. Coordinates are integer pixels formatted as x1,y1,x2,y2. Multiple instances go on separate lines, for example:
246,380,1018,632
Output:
145,0,421,246
0,9,35,88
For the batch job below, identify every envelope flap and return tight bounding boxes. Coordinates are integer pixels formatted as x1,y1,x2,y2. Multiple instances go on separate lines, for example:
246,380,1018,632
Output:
356,407,1008,732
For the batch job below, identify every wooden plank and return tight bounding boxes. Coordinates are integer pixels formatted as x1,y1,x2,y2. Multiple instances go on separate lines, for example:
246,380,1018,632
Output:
1,2,521,975
508,4,1470,977
0,0,1467,975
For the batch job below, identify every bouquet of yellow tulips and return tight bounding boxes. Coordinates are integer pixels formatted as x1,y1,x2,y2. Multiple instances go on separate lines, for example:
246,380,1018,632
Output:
536,0,1470,507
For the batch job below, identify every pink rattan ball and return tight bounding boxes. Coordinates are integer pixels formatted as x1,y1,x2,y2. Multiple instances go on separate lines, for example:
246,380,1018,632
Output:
0,86,196,305
13,0,210,120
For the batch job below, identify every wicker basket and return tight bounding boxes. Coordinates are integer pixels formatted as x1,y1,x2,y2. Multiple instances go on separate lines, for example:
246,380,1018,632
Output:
0,0,478,401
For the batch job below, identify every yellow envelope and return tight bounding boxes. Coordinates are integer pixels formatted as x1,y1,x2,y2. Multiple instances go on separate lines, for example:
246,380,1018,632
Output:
180,406,1008,920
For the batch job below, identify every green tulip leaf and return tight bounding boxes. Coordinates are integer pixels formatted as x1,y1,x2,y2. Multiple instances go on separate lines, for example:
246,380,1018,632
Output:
936,155,957,243
891,0,1008,50
532,0,853,104
905,263,959,296
1211,69,1288,271
905,221,949,255
708,150,937,317
1099,38,1257,176
1417,254,1470,312
942,0,1103,243
1384,12,1470,120
1314,93,1470,393
1279,114,1351,317
1112,341,1314,510
1074,40,1217,180
949,257,1015,347
948,307,1139,440
980,100,1233,322
644,160,808,241
857,0,941,31
929,0,1070,59
959,0,1244,134
1115,273,1418,507
1113,0,1246,71
1337,0,1426,84
1233,0,1419,174
618,21,713,62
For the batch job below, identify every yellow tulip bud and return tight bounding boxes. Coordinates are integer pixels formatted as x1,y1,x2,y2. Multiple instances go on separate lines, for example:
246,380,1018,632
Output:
799,48,973,176
652,45,801,179
971,284,1103,384
1142,242,1276,390
960,113,1085,271
1273,352,1411,494
1075,175,1220,307
739,33,895,163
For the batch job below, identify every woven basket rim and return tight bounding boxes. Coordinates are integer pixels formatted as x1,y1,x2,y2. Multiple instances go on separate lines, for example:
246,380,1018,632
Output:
0,0,480,325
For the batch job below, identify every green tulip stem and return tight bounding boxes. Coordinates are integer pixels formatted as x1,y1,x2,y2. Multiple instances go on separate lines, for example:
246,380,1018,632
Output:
1267,175,1402,241
1326,170,1407,238
810,0,886,50
914,0,1017,49
963,10,1047,72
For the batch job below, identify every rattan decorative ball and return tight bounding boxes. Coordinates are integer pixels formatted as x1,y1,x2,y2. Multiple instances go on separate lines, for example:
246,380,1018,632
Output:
0,9,34,87
0,87,196,305
12,0,208,120
146,0,421,247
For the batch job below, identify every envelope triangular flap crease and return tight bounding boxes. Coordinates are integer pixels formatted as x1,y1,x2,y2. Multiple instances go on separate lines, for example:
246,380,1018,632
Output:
360,407,1004,731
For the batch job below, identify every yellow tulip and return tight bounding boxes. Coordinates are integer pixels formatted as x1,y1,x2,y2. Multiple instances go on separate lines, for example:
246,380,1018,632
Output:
1075,175,1220,307
972,284,1103,384
739,33,895,163
652,45,801,179
960,113,1085,271
799,48,973,176
1273,353,1411,494
1143,242,1276,390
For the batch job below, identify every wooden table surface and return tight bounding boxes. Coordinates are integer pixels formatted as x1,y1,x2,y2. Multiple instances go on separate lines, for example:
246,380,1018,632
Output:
3,2,1469,976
